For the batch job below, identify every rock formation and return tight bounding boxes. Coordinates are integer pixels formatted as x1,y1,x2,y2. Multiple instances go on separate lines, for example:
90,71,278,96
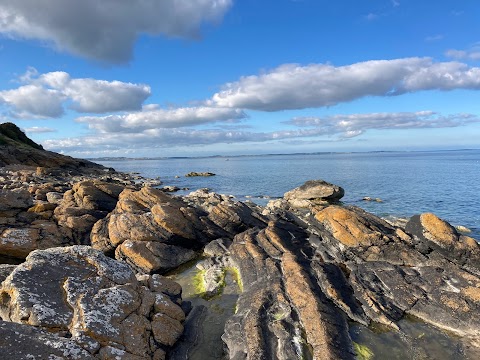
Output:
1,127,479,359
0,123,106,174
0,246,185,359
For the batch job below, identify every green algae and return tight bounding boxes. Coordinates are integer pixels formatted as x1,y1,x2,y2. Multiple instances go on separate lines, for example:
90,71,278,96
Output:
353,342,374,360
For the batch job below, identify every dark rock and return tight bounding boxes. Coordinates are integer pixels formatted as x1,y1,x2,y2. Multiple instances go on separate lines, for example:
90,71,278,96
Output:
405,213,480,272
0,246,186,358
0,122,106,175
185,172,215,177
0,320,95,359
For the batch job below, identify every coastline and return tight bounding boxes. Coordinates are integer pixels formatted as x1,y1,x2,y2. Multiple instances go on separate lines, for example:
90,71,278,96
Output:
1,162,479,359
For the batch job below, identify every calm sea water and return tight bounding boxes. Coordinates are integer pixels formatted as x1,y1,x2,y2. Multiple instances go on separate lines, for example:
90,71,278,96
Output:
96,149,480,240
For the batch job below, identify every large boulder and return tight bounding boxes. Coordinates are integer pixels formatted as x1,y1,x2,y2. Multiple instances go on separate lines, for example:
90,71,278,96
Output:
92,187,268,274
91,187,228,273
0,188,33,212
406,213,480,272
284,179,344,208
0,246,185,359
54,180,125,244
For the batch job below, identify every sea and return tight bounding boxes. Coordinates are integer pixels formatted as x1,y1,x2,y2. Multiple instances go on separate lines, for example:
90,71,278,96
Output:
96,149,480,241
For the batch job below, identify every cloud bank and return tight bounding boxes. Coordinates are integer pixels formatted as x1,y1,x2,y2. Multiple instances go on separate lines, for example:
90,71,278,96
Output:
210,58,480,111
0,0,233,63
0,70,151,118
44,111,478,154
77,107,247,133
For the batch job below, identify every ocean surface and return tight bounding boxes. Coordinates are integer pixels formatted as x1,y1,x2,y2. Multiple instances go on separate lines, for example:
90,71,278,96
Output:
96,149,480,241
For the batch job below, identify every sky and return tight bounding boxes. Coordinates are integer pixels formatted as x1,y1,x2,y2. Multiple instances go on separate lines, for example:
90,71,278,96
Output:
0,0,479,157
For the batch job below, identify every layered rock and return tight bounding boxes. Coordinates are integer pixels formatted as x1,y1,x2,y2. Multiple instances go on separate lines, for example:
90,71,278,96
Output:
54,180,125,244
0,246,185,359
222,221,355,360
284,179,344,208
91,186,268,274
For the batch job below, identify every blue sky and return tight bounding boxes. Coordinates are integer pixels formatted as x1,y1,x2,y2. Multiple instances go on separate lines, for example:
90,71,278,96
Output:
1,0,479,157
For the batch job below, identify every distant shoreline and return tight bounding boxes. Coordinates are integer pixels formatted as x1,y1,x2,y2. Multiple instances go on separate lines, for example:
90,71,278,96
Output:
87,148,480,162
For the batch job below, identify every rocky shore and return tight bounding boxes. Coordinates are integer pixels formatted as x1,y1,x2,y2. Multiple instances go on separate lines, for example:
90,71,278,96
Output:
1,123,479,359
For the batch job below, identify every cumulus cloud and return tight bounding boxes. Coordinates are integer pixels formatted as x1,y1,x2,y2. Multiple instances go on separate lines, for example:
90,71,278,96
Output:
0,85,65,118
76,107,247,132
210,58,480,111
0,69,151,118
43,111,479,154
0,0,233,63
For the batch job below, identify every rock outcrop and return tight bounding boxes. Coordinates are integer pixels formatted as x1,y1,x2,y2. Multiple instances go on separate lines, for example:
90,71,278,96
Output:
91,186,268,274
54,180,125,244
284,179,344,208
2,133,480,360
0,246,185,359
0,122,105,174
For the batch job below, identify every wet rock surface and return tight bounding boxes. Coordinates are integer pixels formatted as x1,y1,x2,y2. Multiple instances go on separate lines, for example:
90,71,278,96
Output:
1,134,480,360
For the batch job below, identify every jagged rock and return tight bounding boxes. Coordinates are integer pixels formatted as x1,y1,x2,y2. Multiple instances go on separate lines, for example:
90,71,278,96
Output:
0,228,40,258
224,221,355,360
284,179,344,208
0,246,185,359
54,180,125,244
405,213,480,271
312,205,427,266
91,187,262,274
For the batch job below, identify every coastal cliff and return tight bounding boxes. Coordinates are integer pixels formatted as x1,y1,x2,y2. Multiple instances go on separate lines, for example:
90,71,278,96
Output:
0,127,479,359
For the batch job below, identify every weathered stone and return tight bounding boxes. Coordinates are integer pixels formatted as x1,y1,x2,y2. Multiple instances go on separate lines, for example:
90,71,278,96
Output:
0,246,186,358
406,213,480,271
315,205,391,247
224,222,355,360
115,240,196,274
0,264,16,283
0,320,95,359
148,274,182,297
53,180,124,244
284,179,344,207
0,227,39,258
151,313,184,346
0,188,32,211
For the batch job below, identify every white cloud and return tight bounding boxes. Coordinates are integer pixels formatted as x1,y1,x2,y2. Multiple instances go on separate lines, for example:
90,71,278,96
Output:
0,84,65,118
286,111,479,137
210,58,480,111
0,69,151,118
76,107,247,132
23,126,56,133
0,0,233,63
445,44,480,61
42,111,479,154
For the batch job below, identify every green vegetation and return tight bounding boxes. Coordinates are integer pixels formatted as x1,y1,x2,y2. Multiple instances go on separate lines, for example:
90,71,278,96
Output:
353,342,374,360
225,266,243,292
192,269,207,297
0,122,43,149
